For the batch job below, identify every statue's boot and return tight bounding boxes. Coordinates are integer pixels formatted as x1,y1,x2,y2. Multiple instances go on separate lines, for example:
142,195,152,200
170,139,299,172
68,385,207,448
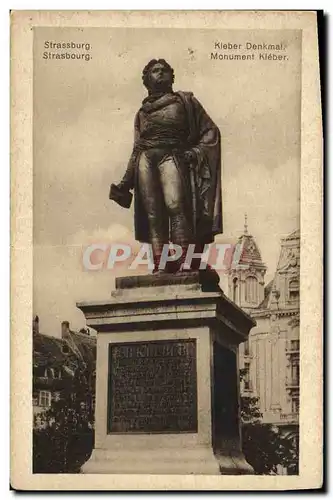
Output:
152,254,164,274
190,243,205,271
173,246,189,273
164,246,182,274
152,248,178,274
177,243,212,272
170,213,193,273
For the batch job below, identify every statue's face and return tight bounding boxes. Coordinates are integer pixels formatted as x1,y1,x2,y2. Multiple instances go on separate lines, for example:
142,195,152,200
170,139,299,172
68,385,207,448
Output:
148,62,172,89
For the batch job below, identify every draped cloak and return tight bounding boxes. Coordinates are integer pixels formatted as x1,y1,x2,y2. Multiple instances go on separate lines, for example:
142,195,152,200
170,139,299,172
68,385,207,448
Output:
126,91,223,244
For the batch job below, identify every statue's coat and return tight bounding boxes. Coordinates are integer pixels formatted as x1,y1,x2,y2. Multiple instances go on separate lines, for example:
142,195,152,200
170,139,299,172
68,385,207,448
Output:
127,91,222,244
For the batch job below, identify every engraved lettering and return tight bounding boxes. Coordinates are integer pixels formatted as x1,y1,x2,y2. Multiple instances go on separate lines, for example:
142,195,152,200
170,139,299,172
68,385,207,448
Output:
108,340,198,433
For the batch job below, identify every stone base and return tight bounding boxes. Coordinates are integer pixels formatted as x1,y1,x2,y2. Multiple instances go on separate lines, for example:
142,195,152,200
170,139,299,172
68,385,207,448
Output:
77,272,255,476
81,446,253,475
114,268,221,293
81,446,220,475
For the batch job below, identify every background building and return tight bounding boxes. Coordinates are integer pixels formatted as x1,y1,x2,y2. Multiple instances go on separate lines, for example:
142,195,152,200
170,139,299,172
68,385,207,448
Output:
33,317,96,422
227,222,300,474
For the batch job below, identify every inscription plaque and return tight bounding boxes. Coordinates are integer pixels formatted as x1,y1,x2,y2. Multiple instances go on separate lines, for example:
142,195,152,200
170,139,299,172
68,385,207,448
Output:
108,339,197,433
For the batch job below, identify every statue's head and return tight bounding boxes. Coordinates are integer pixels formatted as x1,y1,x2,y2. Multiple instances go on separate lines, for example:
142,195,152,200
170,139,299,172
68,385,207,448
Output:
142,59,175,93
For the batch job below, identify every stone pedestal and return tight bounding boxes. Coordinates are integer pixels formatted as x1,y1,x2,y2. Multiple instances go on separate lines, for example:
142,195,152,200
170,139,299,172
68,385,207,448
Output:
77,271,256,475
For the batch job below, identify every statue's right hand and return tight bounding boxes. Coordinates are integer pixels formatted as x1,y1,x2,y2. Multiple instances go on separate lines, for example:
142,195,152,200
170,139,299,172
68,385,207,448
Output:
109,183,133,208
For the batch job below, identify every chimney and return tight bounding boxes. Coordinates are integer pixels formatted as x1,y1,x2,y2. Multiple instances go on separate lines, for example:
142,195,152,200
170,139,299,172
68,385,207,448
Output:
61,321,70,339
33,315,39,335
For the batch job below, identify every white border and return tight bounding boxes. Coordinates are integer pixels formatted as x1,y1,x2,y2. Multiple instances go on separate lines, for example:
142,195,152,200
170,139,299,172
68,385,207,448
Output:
9,8,324,494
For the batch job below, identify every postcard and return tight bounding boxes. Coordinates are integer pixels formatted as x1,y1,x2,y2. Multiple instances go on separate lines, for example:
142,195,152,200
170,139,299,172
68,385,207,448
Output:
11,10,323,490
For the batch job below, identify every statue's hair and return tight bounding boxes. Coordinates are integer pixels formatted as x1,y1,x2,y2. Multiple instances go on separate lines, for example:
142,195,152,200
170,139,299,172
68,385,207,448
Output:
142,59,175,88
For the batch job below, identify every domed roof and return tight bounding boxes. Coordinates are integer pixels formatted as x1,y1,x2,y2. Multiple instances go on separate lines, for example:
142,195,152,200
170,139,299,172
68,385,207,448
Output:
231,215,265,269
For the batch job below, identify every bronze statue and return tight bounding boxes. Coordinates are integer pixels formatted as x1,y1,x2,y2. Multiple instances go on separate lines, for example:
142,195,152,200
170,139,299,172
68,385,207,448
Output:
110,59,222,273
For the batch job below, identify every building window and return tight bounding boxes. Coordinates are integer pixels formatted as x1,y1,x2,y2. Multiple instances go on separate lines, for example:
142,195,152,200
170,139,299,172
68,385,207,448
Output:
244,340,250,356
243,362,251,390
39,390,51,408
291,359,300,386
290,340,300,351
245,276,258,304
289,279,299,302
232,277,238,303
291,397,299,413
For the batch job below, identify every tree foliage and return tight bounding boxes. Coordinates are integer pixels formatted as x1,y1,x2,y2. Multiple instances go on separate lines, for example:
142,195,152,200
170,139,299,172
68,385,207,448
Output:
33,361,94,473
240,369,299,475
